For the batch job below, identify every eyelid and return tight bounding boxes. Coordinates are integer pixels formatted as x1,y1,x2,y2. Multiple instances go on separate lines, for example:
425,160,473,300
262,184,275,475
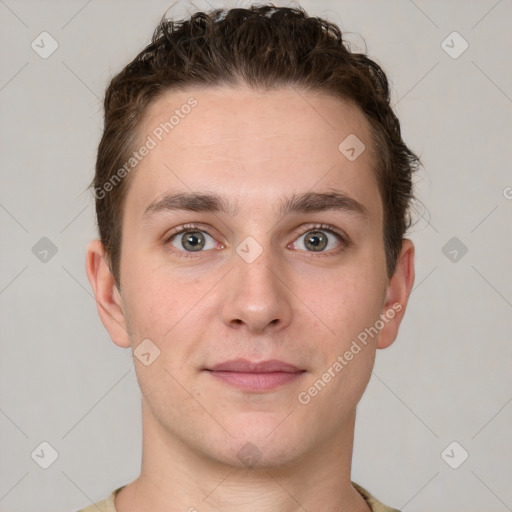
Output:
295,222,347,240
166,223,194,242
165,223,217,242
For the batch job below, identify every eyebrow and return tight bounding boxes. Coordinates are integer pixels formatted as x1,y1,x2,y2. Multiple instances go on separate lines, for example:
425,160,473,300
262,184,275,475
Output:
142,190,368,220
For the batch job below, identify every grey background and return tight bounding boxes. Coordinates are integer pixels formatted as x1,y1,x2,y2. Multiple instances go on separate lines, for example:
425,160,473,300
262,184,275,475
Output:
0,0,511,511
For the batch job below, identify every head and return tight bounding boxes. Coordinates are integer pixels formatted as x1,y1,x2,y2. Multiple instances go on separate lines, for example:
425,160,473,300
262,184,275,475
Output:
87,4,417,470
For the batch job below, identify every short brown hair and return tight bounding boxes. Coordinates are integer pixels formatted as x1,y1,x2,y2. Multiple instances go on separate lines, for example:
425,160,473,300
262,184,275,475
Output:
93,3,419,286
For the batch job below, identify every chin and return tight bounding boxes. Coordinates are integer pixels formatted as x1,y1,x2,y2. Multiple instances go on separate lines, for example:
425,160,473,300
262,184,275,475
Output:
204,425,307,471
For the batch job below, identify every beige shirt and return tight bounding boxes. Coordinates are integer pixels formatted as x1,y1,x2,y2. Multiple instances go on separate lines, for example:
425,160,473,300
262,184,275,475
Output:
76,482,401,512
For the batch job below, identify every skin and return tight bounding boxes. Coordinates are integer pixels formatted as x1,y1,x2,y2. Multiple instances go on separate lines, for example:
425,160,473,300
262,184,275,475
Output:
86,85,415,512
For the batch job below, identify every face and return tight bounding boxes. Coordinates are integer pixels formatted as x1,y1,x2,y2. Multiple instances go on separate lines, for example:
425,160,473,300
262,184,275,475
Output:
88,85,414,469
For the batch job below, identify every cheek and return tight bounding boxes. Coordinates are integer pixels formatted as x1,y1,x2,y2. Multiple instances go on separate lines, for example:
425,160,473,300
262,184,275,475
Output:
296,272,381,416
296,265,386,349
120,255,217,361
120,257,185,344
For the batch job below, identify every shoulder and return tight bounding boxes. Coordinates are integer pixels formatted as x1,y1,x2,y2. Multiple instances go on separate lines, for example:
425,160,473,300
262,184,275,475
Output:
352,482,402,512
74,485,125,512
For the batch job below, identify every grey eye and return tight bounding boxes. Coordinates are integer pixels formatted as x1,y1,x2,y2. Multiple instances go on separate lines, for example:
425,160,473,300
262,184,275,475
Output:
181,231,205,251
170,230,216,252
304,231,328,251
291,229,341,252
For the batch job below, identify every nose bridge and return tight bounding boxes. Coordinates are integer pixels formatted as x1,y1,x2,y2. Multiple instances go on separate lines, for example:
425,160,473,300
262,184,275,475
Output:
221,237,292,332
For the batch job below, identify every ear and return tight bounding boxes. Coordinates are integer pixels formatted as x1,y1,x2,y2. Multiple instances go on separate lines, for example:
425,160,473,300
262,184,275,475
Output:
85,239,131,348
377,238,415,349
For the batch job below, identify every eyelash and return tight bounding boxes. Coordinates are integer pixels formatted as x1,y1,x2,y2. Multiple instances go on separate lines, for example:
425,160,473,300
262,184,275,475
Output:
165,222,349,258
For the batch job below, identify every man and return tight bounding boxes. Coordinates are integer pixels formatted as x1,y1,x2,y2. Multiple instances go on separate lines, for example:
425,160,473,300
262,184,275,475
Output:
82,4,417,511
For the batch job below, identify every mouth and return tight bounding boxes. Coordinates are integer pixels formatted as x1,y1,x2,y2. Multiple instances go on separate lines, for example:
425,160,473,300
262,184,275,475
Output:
204,359,306,392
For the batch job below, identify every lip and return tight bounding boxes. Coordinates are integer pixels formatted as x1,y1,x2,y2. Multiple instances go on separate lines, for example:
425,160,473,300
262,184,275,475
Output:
204,359,306,392
207,358,303,373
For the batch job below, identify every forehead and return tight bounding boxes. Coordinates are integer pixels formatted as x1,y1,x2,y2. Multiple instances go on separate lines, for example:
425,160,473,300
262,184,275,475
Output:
141,85,372,157
127,85,381,220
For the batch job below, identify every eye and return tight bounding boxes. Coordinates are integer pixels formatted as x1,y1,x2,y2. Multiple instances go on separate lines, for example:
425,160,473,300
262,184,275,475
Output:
290,227,343,252
169,229,218,252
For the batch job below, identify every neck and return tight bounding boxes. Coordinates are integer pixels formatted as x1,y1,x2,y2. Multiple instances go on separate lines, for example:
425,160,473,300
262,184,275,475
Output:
115,399,370,512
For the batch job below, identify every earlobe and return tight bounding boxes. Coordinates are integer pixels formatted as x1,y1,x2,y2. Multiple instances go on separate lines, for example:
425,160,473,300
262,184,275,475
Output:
85,240,131,348
377,239,415,349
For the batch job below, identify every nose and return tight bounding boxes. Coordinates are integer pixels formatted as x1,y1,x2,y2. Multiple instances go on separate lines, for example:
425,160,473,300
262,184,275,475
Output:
220,246,293,334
